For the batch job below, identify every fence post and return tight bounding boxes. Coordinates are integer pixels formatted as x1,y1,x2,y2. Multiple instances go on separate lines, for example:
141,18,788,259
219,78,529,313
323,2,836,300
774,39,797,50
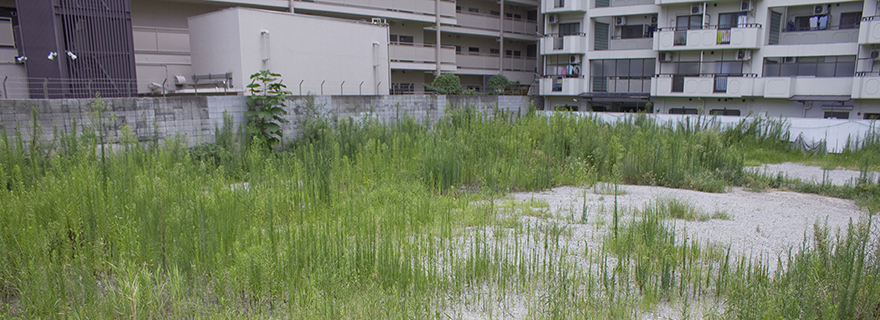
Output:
321,80,325,95
299,80,304,95
43,78,48,99
2,76,6,99
376,82,381,95
359,81,364,95
340,81,344,95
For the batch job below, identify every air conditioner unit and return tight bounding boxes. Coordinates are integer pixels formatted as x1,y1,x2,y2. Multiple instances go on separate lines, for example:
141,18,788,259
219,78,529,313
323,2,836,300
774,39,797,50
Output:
570,55,581,64
814,4,828,15
659,52,673,62
691,3,704,15
871,50,880,60
735,50,752,61
783,56,797,63
741,0,753,11
548,14,559,24
614,16,627,26
371,17,386,24
651,16,658,24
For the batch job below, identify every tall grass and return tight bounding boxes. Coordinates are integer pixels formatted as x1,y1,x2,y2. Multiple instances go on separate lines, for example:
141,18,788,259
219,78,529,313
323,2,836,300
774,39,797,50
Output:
0,106,878,318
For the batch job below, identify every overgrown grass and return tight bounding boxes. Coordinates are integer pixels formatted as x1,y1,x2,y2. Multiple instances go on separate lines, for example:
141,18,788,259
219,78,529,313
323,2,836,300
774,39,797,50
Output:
0,105,878,318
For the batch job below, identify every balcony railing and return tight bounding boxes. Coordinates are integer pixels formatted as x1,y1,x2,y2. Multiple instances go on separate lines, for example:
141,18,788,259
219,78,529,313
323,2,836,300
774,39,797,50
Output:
859,16,880,44
540,76,585,95
777,25,859,45
540,33,587,54
654,24,762,50
542,0,587,12
454,11,537,35
591,76,651,93
293,0,456,18
608,35,654,50
389,43,456,65
652,73,757,97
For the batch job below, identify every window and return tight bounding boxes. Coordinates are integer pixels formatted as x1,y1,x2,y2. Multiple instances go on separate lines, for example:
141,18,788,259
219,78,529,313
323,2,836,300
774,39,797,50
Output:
468,47,479,54
468,7,479,13
824,111,849,119
505,50,521,58
710,109,741,116
840,12,862,29
490,11,500,16
864,113,880,120
489,48,500,55
0,17,13,47
390,35,413,45
390,83,414,95
589,59,655,92
621,25,645,39
675,15,702,45
718,12,747,29
456,5,462,12
559,22,581,36
793,14,830,31
455,46,461,54
669,108,699,114
763,56,856,77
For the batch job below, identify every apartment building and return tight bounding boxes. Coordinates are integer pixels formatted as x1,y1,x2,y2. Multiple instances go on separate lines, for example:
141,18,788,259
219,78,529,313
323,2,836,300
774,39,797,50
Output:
539,0,880,119
0,0,540,98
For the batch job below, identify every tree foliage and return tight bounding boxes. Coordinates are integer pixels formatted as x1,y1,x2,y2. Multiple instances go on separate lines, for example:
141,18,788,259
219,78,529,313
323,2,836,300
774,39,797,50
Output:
487,74,514,94
425,73,462,95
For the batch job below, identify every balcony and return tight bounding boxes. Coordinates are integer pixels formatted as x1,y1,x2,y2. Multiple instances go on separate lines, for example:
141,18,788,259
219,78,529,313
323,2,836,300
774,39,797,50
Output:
651,74,756,97
761,77,853,99
453,12,537,37
859,16,880,44
540,76,585,95
778,27,859,45
591,76,651,93
654,25,762,51
456,53,500,71
852,73,880,99
503,16,539,36
595,0,655,8
504,57,538,72
542,0,587,13
609,37,653,50
540,34,587,55
293,0,456,19
389,43,456,71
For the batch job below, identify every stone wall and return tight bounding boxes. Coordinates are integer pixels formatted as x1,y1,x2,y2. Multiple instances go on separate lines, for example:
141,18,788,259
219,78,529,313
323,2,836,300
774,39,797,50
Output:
0,95,533,147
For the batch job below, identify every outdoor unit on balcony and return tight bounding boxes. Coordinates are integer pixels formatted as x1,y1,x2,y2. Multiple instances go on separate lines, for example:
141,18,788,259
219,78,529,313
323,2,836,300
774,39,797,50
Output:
548,14,558,24
570,55,581,64
691,3,704,15
659,52,673,62
783,56,797,63
736,50,751,61
814,4,829,15
741,0,753,11
872,50,880,60
614,16,627,26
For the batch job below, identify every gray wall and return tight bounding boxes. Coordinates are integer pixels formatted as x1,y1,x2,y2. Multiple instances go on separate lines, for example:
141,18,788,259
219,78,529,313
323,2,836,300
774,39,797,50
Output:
0,95,533,147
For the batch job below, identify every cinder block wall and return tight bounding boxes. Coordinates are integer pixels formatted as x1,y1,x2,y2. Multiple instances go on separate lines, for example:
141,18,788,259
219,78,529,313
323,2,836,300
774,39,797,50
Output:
0,95,533,147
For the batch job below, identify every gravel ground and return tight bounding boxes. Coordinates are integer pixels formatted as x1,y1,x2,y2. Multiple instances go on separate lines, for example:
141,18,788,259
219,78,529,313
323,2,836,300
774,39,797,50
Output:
446,162,880,319
747,162,880,186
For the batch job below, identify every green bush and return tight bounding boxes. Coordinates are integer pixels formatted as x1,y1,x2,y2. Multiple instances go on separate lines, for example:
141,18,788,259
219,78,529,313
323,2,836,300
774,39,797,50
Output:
424,73,462,95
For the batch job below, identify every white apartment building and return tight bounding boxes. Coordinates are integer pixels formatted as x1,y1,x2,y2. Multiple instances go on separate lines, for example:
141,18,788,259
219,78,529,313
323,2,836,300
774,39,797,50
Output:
129,0,541,96
539,0,880,119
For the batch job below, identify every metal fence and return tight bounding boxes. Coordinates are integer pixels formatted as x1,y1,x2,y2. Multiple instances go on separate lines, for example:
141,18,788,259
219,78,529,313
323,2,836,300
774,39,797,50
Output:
1,76,138,99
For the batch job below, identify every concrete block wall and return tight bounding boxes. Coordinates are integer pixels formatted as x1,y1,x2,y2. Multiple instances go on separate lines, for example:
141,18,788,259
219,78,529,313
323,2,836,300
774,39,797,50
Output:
0,95,533,148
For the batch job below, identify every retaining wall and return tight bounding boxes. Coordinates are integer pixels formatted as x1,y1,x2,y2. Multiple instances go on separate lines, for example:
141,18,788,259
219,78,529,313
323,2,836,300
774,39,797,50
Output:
0,95,533,146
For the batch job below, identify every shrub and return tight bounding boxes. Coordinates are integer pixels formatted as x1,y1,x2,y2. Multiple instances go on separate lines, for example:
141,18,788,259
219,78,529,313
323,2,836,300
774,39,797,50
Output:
425,73,462,95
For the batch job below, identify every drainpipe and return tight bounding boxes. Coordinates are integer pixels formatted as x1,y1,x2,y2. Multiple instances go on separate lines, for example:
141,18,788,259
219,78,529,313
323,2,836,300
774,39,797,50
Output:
499,0,505,76
289,0,294,13
803,101,813,118
435,0,442,76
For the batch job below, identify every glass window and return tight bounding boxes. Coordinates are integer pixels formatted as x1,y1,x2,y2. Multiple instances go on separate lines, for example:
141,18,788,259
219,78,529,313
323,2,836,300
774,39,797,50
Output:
621,25,644,39
840,12,862,29
468,47,479,54
559,23,581,36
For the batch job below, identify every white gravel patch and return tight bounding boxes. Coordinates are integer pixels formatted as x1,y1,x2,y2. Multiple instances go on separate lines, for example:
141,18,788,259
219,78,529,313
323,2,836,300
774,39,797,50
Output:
747,162,880,186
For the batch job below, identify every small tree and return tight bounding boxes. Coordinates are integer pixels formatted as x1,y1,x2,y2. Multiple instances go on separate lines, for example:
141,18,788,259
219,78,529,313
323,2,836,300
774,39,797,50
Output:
487,74,513,94
425,73,462,95
245,70,291,148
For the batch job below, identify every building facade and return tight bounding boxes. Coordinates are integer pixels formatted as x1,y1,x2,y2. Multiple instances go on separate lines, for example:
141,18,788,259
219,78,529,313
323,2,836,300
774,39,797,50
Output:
0,0,540,98
539,0,880,119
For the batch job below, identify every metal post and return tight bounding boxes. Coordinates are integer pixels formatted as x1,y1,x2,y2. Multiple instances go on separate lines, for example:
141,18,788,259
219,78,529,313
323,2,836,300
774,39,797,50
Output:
162,78,167,97
359,81,364,95
377,82,381,94
300,80,304,95
2,76,7,99
435,0,442,76
43,78,48,99
321,80,325,95
340,81,345,95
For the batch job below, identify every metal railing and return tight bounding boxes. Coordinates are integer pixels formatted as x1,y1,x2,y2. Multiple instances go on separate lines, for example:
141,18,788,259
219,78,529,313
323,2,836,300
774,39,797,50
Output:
1,76,138,99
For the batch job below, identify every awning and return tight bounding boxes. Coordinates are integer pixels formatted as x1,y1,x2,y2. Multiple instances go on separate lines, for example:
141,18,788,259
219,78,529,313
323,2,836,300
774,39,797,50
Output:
788,95,851,102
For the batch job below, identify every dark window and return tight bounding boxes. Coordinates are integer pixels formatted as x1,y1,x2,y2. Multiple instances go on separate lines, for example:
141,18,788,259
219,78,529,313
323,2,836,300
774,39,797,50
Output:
763,56,856,77
589,58,655,92
840,12,862,29
456,5,462,12
864,113,880,120
669,108,699,114
489,48,500,54
718,12,747,29
490,11,500,16
710,109,741,116
468,47,479,54
559,22,581,36
468,7,479,13
455,46,461,54
527,10,538,21
526,44,537,58
390,35,413,45
824,111,849,119
621,25,645,39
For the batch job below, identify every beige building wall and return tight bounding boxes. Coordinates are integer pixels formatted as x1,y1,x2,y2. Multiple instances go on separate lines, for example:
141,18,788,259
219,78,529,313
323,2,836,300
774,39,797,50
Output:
188,7,390,95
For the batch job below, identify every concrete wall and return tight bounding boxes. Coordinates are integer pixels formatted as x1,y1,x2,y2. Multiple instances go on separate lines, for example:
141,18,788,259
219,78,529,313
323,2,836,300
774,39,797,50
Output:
0,95,532,147
188,7,391,96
